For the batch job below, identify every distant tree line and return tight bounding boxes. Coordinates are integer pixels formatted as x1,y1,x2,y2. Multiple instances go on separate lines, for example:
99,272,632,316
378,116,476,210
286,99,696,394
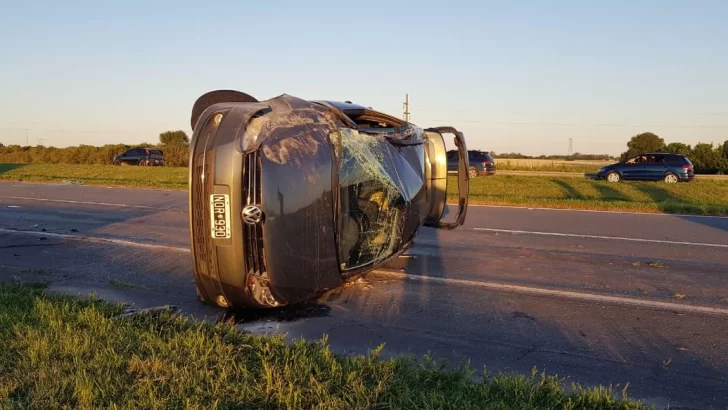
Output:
2,129,726,174
620,132,728,174
491,152,617,161
0,130,191,167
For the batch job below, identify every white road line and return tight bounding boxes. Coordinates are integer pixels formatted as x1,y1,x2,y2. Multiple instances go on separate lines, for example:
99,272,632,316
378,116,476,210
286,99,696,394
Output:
4,227,727,316
2,196,179,211
0,228,191,253
371,269,728,317
473,227,728,249
459,203,728,219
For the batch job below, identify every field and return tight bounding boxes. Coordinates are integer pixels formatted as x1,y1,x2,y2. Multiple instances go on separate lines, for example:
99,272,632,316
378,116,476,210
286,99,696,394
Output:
2,163,727,216
0,282,647,409
493,159,611,173
451,175,728,215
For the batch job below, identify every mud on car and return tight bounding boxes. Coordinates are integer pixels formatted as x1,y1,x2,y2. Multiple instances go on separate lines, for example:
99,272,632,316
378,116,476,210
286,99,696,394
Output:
188,90,471,310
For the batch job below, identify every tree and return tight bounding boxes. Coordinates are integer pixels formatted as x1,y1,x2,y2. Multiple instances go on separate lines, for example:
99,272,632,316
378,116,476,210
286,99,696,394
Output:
665,142,692,156
723,140,728,159
625,132,665,158
159,130,189,146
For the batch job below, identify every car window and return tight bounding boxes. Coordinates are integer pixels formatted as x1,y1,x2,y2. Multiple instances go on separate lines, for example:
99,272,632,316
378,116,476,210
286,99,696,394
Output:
469,151,491,161
336,129,416,271
651,155,665,164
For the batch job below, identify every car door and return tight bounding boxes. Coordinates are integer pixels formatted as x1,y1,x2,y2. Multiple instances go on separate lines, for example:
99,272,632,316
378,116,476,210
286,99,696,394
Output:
646,154,667,180
620,156,646,180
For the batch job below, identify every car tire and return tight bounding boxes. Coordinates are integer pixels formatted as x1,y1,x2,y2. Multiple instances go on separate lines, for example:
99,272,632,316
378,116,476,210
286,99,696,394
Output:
606,171,621,182
663,173,679,183
468,167,478,178
113,160,120,166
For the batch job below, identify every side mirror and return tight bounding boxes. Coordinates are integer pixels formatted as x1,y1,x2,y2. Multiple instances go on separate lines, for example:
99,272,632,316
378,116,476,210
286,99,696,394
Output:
423,126,469,229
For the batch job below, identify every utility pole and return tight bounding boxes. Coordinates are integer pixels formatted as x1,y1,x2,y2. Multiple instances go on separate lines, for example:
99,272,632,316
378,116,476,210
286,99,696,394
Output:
25,129,28,147
402,94,411,122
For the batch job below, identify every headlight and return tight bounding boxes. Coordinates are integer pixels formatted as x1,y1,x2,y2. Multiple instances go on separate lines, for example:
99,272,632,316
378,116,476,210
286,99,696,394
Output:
599,167,606,172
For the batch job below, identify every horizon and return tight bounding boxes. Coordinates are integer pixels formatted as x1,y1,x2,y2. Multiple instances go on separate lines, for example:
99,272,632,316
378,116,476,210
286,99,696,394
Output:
1,1,726,156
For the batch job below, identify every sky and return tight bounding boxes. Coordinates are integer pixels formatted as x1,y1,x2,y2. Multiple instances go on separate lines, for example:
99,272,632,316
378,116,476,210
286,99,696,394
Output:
1,0,726,156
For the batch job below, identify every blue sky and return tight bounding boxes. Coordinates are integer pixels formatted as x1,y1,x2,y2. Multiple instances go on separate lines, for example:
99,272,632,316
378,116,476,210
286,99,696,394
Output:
1,0,726,155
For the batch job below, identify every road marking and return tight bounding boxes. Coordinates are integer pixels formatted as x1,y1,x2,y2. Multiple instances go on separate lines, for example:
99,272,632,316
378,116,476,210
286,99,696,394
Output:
371,269,728,317
2,196,181,211
460,203,728,220
0,228,191,253
472,227,728,249
3,227,727,316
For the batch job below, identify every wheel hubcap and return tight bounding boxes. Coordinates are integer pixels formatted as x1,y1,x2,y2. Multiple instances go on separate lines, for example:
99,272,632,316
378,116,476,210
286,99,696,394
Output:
608,173,618,182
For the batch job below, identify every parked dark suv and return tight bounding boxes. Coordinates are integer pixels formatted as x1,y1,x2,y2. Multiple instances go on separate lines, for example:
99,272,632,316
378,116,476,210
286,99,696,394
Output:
187,89,471,310
447,150,496,178
113,148,165,166
596,153,694,183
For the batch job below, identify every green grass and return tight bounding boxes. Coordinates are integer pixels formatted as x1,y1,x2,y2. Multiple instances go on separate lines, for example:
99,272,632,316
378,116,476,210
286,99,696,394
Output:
452,175,728,216
2,163,727,216
0,283,648,409
0,163,187,190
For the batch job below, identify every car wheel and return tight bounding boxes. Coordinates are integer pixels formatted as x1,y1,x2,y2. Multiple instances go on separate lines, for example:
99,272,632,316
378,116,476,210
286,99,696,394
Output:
663,173,679,183
113,160,120,166
606,171,621,182
468,167,478,178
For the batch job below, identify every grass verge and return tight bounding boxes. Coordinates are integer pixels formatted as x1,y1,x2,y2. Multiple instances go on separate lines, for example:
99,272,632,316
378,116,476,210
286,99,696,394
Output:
0,282,649,409
2,163,727,216
0,163,187,190
454,175,728,216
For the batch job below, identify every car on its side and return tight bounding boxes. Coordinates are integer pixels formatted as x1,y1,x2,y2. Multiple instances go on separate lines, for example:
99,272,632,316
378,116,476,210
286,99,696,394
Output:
187,89,471,310
113,148,165,166
596,153,694,183
447,150,496,178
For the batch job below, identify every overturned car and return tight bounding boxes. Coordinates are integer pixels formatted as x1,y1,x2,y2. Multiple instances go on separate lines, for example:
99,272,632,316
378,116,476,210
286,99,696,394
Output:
188,90,470,310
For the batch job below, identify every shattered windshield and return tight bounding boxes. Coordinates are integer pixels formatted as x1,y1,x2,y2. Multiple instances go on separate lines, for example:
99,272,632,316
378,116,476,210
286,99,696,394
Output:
334,128,424,271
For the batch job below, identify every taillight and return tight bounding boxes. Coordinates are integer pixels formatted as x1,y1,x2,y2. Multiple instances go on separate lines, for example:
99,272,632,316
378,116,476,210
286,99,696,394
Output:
682,164,693,172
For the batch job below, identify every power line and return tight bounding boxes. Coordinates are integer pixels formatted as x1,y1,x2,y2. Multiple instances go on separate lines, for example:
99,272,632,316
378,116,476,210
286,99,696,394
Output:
427,120,728,128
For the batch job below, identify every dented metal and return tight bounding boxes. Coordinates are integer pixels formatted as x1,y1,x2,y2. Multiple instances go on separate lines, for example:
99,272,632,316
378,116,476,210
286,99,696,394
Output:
188,90,470,310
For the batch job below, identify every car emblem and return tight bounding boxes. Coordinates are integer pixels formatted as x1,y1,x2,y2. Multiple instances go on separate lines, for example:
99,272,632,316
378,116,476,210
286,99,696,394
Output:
242,205,264,225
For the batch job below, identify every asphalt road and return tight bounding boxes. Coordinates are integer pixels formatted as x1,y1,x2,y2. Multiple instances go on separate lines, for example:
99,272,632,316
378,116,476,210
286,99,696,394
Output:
1,181,727,409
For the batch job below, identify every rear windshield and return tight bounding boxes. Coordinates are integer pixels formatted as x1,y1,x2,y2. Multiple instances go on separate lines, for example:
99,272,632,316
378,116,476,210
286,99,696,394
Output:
469,151,493,162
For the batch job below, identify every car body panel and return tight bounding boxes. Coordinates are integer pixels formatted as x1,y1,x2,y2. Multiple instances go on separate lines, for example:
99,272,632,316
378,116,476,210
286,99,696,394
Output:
596,153,695,182
187,91,469,309
114,148,165,166
446,150,495,176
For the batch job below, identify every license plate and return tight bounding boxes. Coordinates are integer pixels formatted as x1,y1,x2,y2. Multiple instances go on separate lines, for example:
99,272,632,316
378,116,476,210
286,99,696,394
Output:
209,194,231,239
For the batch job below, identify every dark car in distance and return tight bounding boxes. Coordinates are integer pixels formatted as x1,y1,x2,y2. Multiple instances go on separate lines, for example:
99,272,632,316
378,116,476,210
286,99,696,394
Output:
596,153,694,183
447,150,496,178
113,148,165,166
187,89,471,310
